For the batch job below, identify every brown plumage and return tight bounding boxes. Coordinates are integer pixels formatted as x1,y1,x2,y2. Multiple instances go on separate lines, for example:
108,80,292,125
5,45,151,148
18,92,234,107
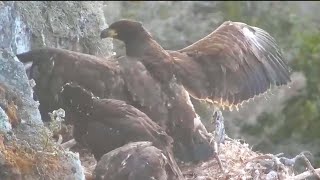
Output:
101,20,291,110
17,18,291,165
101,20,218,162
17,47,212,163
16,48,126,121
93,141,179,180
99,19,291,162
100,20,175,84
60,83,184,179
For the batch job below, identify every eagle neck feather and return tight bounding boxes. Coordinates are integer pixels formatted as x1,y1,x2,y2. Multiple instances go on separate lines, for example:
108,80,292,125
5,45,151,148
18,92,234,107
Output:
126,38,174,83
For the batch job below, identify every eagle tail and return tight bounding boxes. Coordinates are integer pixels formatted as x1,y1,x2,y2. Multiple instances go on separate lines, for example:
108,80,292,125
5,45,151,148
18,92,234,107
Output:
15,52,32,63
16,48,63,63
16,50,42,63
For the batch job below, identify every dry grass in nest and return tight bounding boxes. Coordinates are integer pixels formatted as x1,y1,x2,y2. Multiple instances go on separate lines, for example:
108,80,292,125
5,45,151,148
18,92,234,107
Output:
181,138,295,180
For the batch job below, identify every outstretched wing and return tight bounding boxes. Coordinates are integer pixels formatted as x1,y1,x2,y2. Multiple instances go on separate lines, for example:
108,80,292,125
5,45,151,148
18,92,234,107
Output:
170,21,291,109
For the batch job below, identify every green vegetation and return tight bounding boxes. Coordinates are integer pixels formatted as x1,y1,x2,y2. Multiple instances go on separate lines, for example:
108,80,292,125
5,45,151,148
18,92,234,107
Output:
283,30,320,141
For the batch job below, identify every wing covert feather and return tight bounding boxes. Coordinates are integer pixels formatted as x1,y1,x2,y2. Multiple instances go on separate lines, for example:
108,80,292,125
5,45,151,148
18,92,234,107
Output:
170,21,291,109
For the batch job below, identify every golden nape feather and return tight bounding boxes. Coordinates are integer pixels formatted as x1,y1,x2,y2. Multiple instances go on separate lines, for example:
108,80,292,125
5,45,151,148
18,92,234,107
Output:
170,21,291,111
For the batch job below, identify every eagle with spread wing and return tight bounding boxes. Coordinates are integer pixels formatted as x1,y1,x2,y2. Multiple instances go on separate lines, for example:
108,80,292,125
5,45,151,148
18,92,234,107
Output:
100,20,291,110
16,19,291,165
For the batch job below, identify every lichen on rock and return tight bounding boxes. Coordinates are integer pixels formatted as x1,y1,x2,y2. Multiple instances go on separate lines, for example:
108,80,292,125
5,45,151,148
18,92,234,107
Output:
0,1,114,179
0,48,85,180
0,108,12,135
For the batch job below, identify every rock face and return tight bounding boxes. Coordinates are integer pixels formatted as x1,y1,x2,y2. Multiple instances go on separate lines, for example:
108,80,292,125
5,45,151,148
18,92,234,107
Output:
0,1,113,179
0,49,86,180
13,1,112,56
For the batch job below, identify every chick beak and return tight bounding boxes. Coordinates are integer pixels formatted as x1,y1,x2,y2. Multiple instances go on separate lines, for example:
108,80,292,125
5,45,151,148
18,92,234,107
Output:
100,28,118,39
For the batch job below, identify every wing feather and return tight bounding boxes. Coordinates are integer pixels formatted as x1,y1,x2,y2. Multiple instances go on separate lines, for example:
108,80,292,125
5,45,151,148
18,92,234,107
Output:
170,21,291,109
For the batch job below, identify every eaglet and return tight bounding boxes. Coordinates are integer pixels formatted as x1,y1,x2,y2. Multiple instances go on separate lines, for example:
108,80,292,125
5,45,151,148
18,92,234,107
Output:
59,83,184,179
93,141,180,180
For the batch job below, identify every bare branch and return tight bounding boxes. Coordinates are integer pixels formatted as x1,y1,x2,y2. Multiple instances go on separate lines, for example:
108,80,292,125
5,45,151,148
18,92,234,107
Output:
61,138,77,150
289,168,320,180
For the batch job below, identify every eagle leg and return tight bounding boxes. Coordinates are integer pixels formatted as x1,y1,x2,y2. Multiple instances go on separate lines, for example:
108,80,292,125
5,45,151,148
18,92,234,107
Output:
210,109,228,173
213,110,226,145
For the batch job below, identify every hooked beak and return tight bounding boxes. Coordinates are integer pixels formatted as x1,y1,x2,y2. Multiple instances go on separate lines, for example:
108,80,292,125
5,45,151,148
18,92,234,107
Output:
100,28,118,39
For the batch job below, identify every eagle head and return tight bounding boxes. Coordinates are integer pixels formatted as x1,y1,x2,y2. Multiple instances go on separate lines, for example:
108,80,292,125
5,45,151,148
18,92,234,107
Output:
100,19,152,43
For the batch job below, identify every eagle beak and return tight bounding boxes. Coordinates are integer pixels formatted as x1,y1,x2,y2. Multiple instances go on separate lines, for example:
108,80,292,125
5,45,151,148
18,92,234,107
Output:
100,28,118,39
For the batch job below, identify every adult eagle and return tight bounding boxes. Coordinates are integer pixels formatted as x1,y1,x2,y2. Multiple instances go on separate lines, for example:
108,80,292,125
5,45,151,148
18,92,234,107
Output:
100,20,291,110
16,19,291,164
93,141,180,180
17,47,212,163
60,83,184,179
